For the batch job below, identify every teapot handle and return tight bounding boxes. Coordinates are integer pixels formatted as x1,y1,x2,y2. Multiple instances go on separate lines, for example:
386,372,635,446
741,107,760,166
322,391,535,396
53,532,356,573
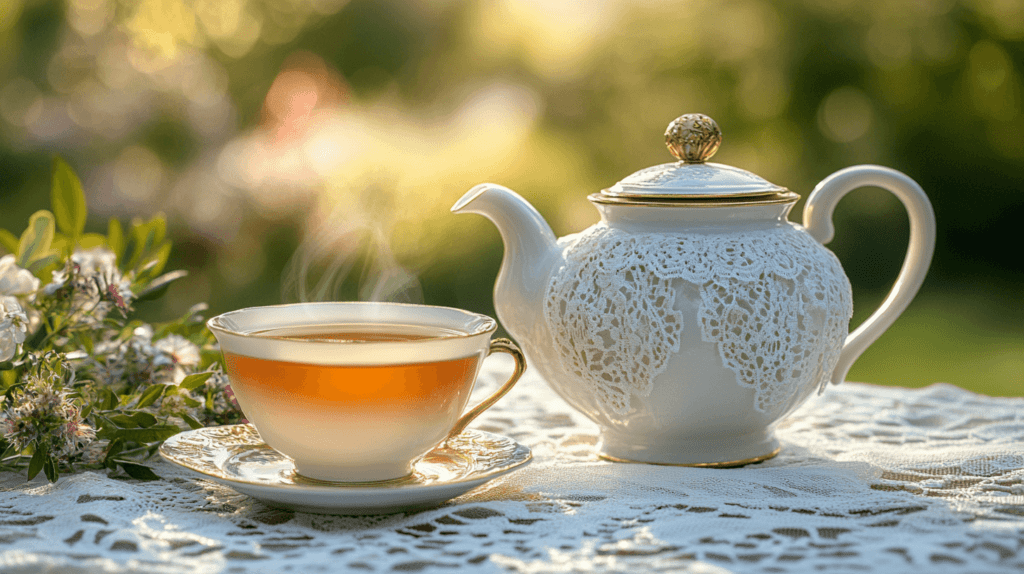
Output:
802,165,936,385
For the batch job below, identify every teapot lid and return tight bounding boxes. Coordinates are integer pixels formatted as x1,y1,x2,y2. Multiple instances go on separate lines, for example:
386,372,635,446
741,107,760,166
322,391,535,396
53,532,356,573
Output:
596,114,798,205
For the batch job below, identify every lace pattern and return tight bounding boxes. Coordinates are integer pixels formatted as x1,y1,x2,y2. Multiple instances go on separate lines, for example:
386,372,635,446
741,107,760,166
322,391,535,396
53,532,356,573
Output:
2,362,1023,573
543,225,853,415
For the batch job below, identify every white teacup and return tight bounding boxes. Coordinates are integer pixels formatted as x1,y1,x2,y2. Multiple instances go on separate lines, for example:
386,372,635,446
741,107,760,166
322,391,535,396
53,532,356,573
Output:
208,302,525,482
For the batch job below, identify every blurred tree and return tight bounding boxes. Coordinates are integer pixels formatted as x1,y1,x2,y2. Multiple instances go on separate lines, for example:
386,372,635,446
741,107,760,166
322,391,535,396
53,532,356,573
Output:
0,0,1020,393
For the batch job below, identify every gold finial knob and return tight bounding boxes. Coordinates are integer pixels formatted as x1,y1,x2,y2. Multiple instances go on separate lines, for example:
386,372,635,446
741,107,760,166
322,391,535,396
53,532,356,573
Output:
665,114,721,163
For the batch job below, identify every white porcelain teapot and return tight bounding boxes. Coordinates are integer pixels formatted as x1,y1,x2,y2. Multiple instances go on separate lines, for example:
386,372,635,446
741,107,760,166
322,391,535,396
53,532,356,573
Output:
452,114,935,466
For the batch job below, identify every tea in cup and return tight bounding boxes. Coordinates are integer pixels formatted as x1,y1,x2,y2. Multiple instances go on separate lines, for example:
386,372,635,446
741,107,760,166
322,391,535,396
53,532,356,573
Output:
207,302,525,482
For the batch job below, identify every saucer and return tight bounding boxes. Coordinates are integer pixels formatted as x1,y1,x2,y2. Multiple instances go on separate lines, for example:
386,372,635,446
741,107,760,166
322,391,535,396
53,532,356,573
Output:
159,424,532,515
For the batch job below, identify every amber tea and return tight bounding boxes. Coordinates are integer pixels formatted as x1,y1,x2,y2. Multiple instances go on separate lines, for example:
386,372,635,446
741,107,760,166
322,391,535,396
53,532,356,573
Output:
223,324,480,415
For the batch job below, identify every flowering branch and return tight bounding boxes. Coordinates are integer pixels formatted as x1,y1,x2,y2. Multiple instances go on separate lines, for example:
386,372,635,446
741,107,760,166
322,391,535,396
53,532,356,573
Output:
0,158,242,482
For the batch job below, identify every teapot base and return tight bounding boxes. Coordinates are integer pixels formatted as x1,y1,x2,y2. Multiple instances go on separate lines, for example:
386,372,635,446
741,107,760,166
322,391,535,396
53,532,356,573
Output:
599,430,781,468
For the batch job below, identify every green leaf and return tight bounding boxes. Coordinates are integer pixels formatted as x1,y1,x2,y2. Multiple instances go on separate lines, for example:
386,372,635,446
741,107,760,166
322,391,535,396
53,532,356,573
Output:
0,229,18,255
108,425,180,444
118,461,160,481
137,242,172,281
179,372,213,392
199,348,221,369
27,447,46,480
80,403,92,420
103,438,124,467
51,157,87,241
151,243,173,278
149,215,166,246
130,411,158,428
50,233,68,254
17,210,55,269
108,414,140,428
43,456,58,482
135,384,167,409
77,332,95,355
181,413,204,430
78,233,107,249
43,235,70,270
134,270,187,302
126,216,166,272
107,218,125,262
98,388,118,410
94,416,116,440
26,252,60,273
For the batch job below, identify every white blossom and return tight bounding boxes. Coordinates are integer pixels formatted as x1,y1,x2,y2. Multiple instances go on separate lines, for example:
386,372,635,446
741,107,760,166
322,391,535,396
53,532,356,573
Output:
132,325,170,367
44,247,135,325
2,375,94,457
155,335,200,367
0,255,39,296
83,323,183,386
133,324,154,341
158,392,188,417
0,297,29,362
71,247,118,278
155,334,201,383
0,256,37,361
0,325,18,362
42,268,68,296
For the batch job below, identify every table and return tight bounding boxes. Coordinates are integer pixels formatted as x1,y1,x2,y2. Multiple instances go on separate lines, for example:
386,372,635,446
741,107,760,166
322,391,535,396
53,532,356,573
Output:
3,355,1023,573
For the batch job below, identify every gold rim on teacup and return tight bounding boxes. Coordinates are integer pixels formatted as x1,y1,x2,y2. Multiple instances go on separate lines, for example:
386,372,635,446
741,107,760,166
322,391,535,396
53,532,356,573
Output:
208,301,497,341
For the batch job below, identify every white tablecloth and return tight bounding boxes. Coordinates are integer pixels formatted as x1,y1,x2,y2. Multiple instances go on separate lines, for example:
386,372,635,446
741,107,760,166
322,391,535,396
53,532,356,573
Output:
2,355,1023,573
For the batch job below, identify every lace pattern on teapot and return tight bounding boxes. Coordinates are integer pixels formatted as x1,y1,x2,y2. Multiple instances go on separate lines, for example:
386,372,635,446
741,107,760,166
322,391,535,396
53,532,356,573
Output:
543,226,853,415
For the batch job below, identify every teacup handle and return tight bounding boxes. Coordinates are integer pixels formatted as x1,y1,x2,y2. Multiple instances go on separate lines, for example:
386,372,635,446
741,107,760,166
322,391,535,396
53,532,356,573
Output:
446,338,527,440
803,165,936,386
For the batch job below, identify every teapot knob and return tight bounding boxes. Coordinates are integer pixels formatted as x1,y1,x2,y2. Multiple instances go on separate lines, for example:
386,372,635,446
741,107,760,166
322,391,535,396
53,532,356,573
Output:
665,114,722,163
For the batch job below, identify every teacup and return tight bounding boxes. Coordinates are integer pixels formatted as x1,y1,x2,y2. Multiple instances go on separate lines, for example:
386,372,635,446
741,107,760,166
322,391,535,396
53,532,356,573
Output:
207,302,526,482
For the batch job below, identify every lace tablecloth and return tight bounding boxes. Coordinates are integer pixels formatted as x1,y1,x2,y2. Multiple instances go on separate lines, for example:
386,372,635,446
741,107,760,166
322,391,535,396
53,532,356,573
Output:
3,356,1023,573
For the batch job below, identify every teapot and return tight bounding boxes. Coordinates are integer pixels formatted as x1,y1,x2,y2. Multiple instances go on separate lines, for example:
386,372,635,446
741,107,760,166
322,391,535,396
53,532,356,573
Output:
452,114,935,466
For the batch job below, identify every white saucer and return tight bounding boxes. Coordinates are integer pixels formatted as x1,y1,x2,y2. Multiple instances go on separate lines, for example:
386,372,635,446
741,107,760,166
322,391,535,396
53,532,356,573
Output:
159,424,532,515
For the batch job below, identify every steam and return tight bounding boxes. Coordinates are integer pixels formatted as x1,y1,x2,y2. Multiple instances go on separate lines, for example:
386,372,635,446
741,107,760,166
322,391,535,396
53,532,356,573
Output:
281,185,423,305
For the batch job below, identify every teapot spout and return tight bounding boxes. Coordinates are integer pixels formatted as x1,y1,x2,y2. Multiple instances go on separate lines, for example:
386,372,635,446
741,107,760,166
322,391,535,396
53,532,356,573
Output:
452,184,561,340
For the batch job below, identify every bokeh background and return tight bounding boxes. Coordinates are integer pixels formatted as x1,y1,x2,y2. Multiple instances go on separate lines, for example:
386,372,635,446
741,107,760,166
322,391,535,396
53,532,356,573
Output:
1,0,1021,395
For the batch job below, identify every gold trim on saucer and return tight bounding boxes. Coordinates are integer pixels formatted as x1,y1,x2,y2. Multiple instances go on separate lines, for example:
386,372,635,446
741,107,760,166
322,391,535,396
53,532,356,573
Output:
599,446,781,468
160,425,533,514
159,424,531,490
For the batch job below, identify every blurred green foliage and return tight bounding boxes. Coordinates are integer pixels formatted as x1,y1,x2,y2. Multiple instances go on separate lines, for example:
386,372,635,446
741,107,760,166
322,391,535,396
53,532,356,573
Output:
1,0,1021,394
